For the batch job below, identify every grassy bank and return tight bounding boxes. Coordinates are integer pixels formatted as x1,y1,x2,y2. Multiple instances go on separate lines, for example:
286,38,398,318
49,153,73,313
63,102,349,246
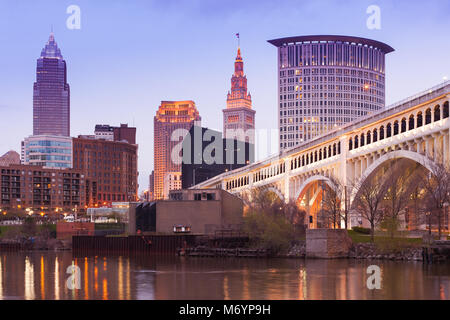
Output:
347,229,424,253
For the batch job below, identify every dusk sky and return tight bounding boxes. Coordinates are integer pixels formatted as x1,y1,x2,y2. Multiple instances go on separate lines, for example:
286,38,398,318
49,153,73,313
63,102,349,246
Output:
0,0,449,192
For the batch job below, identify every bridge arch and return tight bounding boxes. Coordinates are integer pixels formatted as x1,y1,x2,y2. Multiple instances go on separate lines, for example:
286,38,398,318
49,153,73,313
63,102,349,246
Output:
294,174,336,202
350,150,436,204
260,186,285,202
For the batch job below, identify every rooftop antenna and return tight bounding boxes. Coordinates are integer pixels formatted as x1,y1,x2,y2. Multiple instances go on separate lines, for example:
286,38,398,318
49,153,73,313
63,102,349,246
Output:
236,32,240,48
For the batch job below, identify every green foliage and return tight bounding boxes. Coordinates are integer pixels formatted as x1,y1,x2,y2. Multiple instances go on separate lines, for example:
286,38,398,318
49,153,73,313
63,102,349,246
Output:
243,211,295,255
351,226,371,234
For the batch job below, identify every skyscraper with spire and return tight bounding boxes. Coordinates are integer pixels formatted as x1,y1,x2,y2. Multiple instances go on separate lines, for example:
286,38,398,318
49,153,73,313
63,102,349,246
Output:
33,32,70,136
223,45,255,157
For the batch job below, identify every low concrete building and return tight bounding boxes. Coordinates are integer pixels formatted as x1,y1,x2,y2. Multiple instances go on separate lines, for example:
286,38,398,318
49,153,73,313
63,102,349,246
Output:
127,189,243,235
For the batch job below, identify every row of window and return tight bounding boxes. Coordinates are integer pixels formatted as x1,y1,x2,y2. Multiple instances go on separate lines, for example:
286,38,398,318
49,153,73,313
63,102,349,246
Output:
349,102,449,150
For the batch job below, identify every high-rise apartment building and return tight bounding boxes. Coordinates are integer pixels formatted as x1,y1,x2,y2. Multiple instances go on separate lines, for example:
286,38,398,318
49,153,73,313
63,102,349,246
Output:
0,165,85,213
33,32,70,136
153,101,201,200
223,47,255,154
268,35,394,150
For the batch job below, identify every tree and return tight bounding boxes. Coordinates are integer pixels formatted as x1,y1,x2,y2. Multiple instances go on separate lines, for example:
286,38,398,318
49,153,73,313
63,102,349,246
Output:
417,160,450,239
242,188,305,254
351,170,389,242
381,159,422,238
320,176,344,229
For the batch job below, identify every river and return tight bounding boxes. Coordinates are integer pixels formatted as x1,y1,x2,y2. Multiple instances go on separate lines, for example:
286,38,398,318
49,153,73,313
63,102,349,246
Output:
0,251,448,300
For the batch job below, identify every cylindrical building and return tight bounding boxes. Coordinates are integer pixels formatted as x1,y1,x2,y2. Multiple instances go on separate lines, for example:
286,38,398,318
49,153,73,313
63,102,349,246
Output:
268,35,394,150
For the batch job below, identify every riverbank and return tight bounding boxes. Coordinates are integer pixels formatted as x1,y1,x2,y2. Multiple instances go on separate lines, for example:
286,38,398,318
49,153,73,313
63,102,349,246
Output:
0,237,71,251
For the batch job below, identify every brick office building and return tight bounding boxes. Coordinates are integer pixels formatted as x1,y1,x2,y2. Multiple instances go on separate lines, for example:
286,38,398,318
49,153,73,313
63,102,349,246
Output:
72,136,138,207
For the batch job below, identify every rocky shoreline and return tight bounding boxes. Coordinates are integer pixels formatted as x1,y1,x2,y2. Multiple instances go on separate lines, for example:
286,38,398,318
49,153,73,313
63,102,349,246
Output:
284,241,449,261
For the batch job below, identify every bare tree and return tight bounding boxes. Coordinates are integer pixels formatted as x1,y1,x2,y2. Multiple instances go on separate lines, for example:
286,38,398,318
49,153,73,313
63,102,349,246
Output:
242,188,305,224
417,160,450,239
351,170,389,242
320,176,344,229
381,159,422,238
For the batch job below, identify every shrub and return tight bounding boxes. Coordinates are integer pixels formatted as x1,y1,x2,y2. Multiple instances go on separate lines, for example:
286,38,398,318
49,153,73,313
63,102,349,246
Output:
243,211,294,255
352,226,371,234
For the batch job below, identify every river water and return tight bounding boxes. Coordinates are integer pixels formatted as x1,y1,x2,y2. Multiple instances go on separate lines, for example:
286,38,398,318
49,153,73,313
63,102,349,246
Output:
0,251,448,300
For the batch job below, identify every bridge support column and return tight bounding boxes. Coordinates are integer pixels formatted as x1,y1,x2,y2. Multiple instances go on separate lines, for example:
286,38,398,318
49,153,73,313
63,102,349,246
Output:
445,131,450,166
415,138,423,155
284,159,291,203
432,133,441,163
425,136,432,159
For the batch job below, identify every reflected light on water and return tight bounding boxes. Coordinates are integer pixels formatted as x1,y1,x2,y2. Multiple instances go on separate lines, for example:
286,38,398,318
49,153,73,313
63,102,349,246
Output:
0,256,3,299
54,257,59,300
242,269,249,300
223,276,229,300
118,256,123,300
40,255,45,299
94,265,98,294
102,278,108,300
24,256,35,300
84,257,89,300
0,253,449,300
126,258,131,300
298,268,306,300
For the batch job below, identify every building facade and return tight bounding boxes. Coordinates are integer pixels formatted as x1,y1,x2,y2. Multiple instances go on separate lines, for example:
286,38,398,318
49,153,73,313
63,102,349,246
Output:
0,151,20,166
268,35,394,150
21,135,73,169
128,189,243,235
33,32,70,137
113,124,136,144
148,170,154,201
94,125,115,141
72,136,138,207
0,164,85,213
153,101,201,200
223,47,255,152
163,172,182,199
181,126,253,189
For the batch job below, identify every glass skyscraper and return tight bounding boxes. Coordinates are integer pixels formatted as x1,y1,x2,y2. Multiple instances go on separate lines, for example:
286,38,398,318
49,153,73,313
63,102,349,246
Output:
33,32,70,136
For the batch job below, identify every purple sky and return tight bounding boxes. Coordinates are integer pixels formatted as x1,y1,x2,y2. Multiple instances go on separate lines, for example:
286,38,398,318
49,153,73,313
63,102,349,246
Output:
0,0,449,192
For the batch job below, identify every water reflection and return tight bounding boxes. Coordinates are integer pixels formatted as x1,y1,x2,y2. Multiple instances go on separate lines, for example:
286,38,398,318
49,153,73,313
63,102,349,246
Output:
0,252,448,300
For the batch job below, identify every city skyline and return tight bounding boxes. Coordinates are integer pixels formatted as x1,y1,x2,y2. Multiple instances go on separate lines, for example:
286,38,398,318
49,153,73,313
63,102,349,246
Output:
0,0,449,192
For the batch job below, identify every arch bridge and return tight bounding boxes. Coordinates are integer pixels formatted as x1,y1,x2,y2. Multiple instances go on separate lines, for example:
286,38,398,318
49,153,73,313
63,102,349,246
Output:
193,82,450,228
